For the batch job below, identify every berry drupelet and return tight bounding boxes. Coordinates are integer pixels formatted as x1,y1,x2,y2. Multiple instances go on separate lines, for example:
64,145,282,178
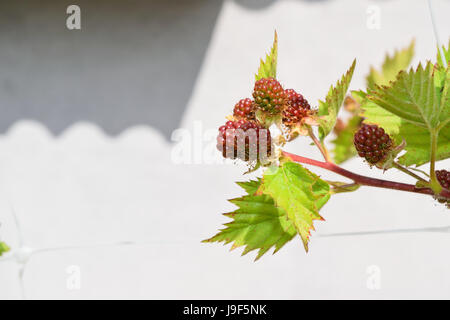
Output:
282,89,311,126
354,124,392,164
252,77,286,114
436,170,450,190
233,98,256,120
217,120,272,162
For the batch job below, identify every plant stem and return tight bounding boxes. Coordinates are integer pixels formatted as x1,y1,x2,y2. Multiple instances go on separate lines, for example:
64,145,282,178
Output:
307,126,332,163
282,151,450,198
392,162,428,183
429,129,442,194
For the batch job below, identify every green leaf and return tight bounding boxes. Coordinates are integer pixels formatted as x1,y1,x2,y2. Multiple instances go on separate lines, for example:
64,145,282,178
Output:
367,40,415,89
318,59,356,140
356,71,450,167
255,31,278,81
439,66,450,126
0,242,10,256
204,180,297,261
397,123,450,166
236,178,260,195
258,162,331,251
368,62,441,130
331,115,362,164
353,90,403,135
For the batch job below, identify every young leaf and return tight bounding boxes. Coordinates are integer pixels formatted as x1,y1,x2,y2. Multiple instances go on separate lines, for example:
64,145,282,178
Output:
318,59,356,140
367,40,415,89
255,31,278,81
437,39,450,69
331,115,361,164
368,62,441,129
204,180,297,261
0,242,10,256
258,162,331,251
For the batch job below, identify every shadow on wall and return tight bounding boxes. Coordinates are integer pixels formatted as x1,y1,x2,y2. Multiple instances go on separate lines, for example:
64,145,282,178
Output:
0,0,334,139
0,0,224,139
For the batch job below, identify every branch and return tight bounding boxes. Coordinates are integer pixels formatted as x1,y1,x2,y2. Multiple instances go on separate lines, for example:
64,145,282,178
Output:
282,151,450,198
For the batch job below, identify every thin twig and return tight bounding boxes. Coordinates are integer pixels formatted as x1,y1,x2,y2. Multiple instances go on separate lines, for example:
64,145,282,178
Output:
307,126,332,163
392,161,428,183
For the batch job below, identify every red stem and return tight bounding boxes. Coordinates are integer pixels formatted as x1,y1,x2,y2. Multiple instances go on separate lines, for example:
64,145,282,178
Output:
282,151,450,198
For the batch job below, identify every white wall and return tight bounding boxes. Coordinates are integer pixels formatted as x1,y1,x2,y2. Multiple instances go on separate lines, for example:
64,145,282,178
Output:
0,0,449,299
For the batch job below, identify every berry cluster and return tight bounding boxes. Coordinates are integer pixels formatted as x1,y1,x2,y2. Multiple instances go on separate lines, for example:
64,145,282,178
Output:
252,78,286,114
354,124,392,164
436,170,450,190
217,120,272,162
217,77,311,163
282,89,311,126
233,98,256,120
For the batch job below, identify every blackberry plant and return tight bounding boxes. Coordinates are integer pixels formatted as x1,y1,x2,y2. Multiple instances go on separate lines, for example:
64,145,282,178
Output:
205,32,450,260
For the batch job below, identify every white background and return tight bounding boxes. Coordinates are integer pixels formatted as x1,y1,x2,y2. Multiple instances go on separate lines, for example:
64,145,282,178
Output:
0,0,450,299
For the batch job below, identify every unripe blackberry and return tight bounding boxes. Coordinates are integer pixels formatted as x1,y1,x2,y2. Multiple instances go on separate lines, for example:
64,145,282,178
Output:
354,124,392,164
436,170,450,190
282,89,311,126
217,120,272,162
233,98,256,120
252,77,286,114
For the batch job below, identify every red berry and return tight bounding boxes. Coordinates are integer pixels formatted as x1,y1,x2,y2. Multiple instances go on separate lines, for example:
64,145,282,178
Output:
436,170,450,190
354,124,392,164
252,78,286,114
233,98,256,120
217,120,272,162
282,89,311,126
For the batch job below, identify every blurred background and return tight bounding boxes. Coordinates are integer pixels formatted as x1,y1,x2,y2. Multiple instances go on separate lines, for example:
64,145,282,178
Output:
0,0,449,299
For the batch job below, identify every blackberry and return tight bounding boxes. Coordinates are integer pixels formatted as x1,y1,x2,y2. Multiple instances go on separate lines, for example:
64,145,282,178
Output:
354,124,392,164
233,98,256,120
252,78,286,114
282,89,311,126
217,120,272,162
436,170,450,190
